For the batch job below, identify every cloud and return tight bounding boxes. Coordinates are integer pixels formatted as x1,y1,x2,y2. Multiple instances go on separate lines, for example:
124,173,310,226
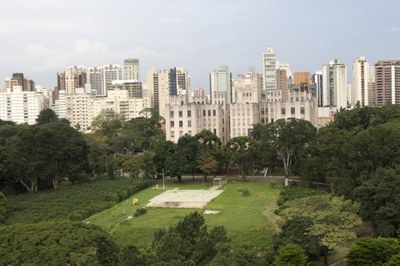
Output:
388,27,400,32
158,17,184,24
22,39,163,73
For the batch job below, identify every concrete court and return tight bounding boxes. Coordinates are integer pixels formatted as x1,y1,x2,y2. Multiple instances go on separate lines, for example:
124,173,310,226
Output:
146,188,223,208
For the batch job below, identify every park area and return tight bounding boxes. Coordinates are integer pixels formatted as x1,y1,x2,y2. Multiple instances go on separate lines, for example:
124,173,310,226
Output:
86,180,280,248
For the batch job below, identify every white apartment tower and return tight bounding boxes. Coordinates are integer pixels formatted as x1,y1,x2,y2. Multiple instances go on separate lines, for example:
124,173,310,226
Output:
353,56,370,107
210,65,232,104
0,86,43,124
124,59,140,81
262,47,277,92
322,59,348,108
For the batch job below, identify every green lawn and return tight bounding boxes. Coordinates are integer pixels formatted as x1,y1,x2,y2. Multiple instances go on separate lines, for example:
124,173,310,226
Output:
86,181,280,248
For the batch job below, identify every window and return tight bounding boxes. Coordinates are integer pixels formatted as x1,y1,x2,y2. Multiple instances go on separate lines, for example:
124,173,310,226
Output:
171,131,175,138
179,121,183,127
281,108,286,115
208,110,211,116
213,110,216,116
203,110,206,116
170,121,174,128
291,107,295,115
179,111,182,117
188,120,192,127
170,111,174,117
187,110,191,117
300,107,305,114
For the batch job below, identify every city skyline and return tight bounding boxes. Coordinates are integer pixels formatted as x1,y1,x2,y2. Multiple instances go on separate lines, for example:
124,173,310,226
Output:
0,0,399,90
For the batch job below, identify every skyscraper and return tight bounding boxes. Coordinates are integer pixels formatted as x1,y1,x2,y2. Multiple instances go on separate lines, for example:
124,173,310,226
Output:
322,59,347,108
312,71,323,107
124,59,140,81
210,65,232,104
374,60,400,105
353,56,370,107
157,67,190,119
262,47,277,91
57,66,87,95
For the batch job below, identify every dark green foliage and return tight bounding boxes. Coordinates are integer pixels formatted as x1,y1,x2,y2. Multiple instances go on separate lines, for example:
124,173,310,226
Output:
347,237,400,266
354,167,400,237
273,216,321,260
134,208,147,217
119,245,144,266
36,108,59,125
0,220,118,265
274,243,307,266
211,243,264,266
238,187,250,197
0,192,7,223
386,253,400,266
277,187,326,210
152,212,229,265
6,178,149,224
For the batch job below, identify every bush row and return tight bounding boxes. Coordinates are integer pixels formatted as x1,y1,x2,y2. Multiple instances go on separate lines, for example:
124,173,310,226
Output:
6,178,150,224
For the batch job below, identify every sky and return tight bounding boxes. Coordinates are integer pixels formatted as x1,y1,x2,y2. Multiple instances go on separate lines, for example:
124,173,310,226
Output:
1,0,399,91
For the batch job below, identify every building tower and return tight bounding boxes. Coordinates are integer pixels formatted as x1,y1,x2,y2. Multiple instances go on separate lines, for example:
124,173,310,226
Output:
124,59,140,81
210,65,232,104
374,60,400,105
353,56,370,107
262,47,277,92
322,59,347,108
57,66,87,95
312,71,323,107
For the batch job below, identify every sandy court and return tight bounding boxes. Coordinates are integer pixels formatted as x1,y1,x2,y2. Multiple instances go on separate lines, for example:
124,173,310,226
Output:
146,188,223,208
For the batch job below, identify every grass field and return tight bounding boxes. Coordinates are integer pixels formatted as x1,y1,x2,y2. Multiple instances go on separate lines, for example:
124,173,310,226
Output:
86,181,280,248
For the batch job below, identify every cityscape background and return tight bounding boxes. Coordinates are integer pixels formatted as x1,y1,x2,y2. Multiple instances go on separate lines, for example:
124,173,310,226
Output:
0,0,399,90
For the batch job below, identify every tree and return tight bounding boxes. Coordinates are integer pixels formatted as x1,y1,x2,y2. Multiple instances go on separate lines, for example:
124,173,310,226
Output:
177,134,200,179
197,152,218,182
274,243,307,266
152,212,229,265
347,237,400,266
119,245,144,266
0,220,119,265
36,108,59,125
195,130,221,151
269,118,316,185
0,126,41,192
250,123,277,174
281,195,361,265
354,167,400,237
227,136,253,181
300,126,352,193
273,216,321,260
35,121,89,189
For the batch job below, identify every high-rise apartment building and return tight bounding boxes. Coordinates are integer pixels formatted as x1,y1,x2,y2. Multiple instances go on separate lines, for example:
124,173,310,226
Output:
87,65,122,96
353,56,371,107
0,86,43,124
312,71,323,107
374,60,400,105
322,59,348,108
57,66,87,95
157,67,191,119
262,47,277,92
124,59,140,81
210,65,232,104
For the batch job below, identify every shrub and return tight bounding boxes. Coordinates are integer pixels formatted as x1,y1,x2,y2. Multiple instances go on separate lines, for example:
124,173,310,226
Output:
274,243,307,266
347,237,400,265
238,187,250,197
134,208,147,217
